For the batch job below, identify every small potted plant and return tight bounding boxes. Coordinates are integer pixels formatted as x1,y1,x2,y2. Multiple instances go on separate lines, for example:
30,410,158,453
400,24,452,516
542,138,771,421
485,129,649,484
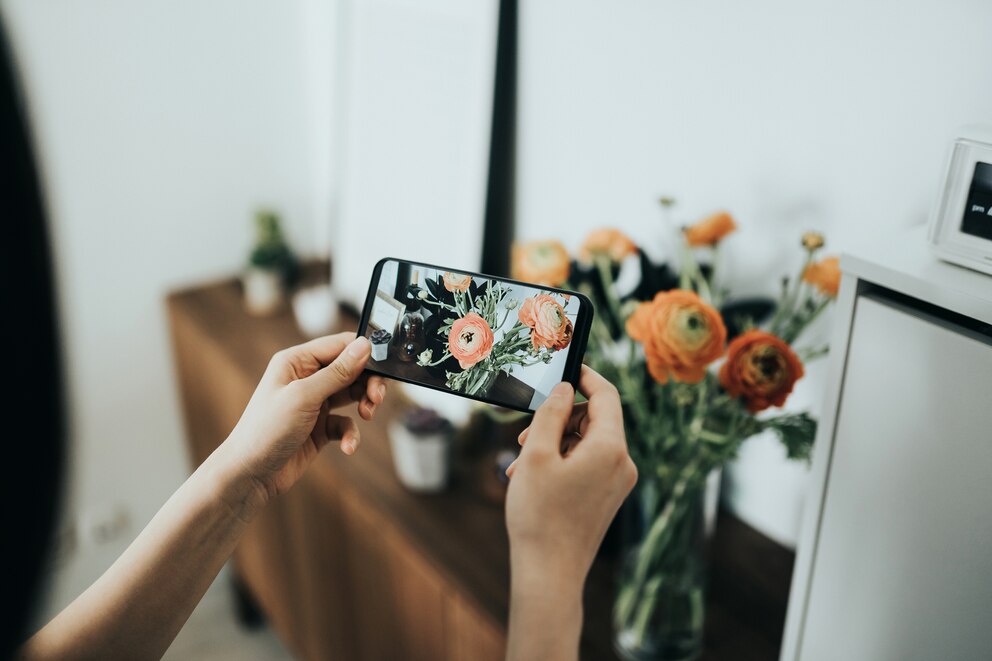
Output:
243,209,298,316
369,328,392,361
388,408,453,493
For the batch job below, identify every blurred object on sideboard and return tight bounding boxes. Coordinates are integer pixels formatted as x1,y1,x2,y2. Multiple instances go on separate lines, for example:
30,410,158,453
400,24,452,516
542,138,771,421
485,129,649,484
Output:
292,284,340,339
243,209,299,316
389,408,454,493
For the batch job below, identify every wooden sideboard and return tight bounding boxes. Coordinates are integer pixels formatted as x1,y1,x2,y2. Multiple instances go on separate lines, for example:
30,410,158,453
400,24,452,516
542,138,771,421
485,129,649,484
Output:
167,275,795,661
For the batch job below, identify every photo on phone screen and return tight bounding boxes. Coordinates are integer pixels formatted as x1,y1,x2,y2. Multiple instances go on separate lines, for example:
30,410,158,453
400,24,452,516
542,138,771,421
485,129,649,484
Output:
358,258,592,412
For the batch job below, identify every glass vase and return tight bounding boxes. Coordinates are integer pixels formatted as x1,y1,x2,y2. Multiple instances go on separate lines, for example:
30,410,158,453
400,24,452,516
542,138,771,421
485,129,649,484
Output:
472,366,500,397
613,476,707,661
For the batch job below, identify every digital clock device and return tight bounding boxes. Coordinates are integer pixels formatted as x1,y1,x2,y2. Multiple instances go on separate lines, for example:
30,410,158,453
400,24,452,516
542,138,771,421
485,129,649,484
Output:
929,128,992,276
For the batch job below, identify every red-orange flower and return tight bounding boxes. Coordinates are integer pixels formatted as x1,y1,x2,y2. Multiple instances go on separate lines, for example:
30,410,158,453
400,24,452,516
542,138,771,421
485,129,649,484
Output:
579,228,638,263
518,294,573,350
443,271,472,293
512,240,571,287
448,312,494,368
625,289,727,384
719,330,804,413
684,211,737,247
802,256,841,297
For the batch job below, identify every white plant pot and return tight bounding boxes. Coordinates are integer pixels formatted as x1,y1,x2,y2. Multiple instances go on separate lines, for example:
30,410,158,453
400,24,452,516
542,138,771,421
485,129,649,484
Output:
371,341,390,361
292,285,340,338
388,421,450,493
243,267,283,316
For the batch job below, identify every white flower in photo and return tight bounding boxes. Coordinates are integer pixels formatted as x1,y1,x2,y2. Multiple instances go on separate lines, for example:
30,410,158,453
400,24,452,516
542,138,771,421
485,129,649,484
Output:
417,349,433,366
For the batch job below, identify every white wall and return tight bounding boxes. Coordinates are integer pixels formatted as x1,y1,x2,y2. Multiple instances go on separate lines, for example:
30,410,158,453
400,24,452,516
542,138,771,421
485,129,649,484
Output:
517,0,992,545
2,0,334,620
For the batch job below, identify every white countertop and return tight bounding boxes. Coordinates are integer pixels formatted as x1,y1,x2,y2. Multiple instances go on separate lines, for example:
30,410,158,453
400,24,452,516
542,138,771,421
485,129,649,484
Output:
841,225,992,325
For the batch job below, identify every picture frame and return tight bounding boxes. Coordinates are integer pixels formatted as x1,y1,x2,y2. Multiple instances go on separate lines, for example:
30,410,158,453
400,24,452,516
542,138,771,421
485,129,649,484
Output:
369,289,406,335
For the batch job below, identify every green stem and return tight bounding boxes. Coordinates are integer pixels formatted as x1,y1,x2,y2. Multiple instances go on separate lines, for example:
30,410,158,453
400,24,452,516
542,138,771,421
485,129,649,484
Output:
421,298,459,314
770,253,814,336
420,350,453,367
595,255,625,327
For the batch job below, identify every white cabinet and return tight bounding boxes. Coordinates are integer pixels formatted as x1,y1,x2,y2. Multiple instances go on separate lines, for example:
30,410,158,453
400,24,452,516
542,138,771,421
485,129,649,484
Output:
781,229,992,661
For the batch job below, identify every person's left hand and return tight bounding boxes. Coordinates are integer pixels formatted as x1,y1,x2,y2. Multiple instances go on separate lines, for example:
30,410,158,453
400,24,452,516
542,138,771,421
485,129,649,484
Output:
223,332,386,505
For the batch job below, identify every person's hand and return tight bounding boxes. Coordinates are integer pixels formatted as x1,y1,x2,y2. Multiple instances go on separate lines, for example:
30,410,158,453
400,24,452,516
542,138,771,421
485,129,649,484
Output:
504,366,636,660
223,332,387,505
506,365,637,585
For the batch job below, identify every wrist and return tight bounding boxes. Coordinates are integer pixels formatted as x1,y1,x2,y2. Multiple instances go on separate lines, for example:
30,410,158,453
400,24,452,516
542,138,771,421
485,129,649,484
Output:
510,545,586,619
200,439,270,525
508,547,585,660
510,541,590,599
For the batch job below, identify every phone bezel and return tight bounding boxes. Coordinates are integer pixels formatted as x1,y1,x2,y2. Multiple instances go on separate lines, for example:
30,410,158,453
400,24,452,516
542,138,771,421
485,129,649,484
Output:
357,257,594,413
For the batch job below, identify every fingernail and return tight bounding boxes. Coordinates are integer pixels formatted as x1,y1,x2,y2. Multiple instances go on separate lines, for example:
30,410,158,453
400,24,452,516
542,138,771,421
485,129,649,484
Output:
342,438,355,455
377,383,386,400
552,382,573,399
345,336,371,359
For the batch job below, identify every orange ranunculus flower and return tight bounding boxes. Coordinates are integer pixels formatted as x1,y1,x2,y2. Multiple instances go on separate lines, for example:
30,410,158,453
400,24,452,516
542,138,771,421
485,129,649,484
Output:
448,312,494,368
443,271,472,293
684,211,737,247
512,240,571,287
579,228,638,263
802,256,840,297
719,330,804,413
518,294,573,351
625,289,727,384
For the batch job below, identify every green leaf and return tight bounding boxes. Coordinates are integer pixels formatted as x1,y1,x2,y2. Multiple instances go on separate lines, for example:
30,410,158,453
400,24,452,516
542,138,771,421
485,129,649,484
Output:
761,412,818,463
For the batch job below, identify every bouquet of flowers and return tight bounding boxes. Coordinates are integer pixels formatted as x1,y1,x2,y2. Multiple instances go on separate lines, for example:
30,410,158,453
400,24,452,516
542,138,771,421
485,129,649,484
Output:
512,205,840,660
414,271,574,397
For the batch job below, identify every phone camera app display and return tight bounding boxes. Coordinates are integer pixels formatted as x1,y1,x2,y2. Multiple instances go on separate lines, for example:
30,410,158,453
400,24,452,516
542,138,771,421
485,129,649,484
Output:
364,260,580,411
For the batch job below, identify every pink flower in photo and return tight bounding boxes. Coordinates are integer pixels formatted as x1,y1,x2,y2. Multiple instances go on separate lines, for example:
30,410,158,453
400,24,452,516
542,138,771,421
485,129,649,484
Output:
448,313,494,368
519,294,573,351
443,271,472,293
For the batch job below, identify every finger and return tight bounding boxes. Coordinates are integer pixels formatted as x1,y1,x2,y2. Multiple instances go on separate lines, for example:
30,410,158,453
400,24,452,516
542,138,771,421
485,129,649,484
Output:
300,337,371,403
521,382,574,458
326,373,388,412
313,398,330,448
368,375,387,404
577,366,624,434
327,373,369,409
325,414,361,455
356,376,387,420
267,332,358,386
297,332,357,365
560,432,582,456
519,401,588,447
505,457,518,478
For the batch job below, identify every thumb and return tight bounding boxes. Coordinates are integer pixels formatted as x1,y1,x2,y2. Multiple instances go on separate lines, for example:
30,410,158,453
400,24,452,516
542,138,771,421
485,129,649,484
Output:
301,336,371,402
521,382,574,459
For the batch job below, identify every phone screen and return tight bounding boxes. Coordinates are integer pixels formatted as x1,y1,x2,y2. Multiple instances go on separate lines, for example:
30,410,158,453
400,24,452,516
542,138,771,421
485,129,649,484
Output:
358,258,592,412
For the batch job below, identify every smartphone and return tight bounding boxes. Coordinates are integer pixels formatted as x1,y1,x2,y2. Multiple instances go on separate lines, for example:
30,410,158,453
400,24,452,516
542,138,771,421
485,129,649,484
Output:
357,257,593,413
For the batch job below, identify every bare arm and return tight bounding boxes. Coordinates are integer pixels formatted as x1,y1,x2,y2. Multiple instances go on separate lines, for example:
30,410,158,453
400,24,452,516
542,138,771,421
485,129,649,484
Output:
504,367,638,661
20,333,385,661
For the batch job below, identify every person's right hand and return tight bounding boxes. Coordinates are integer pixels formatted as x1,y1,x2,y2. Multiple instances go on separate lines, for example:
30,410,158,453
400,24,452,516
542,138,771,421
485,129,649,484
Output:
505,365,637,603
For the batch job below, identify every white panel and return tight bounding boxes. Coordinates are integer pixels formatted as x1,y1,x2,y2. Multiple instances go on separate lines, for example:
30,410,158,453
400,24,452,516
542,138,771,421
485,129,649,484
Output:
333,0,498,305
798,296,992,660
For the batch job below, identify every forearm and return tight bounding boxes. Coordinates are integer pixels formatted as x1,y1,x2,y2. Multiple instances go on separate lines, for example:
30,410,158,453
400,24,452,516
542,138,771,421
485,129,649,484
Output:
20,440,265,661
506,550,585,661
